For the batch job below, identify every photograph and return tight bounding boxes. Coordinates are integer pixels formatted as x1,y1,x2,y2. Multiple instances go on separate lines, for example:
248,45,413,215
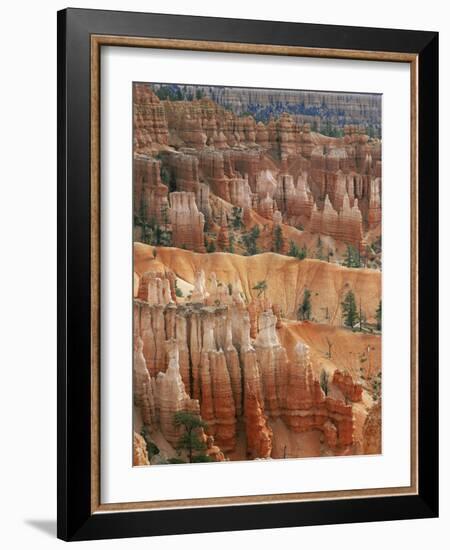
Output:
132,82,383,466
0,1,442,546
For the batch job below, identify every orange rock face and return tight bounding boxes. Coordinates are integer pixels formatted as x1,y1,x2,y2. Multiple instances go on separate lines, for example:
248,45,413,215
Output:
254,311,289,416
137,270,175,306
362,401,382,454
133,84,169,153
310,193,364,249
169,192,206,252
332,369,363,402
244,391,273,459
281,343,354,450
155,342,201,445
217,212,231,251
134,156,170,243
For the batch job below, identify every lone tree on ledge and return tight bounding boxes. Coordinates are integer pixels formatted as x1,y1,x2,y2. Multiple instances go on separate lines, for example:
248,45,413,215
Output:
173,411,213,464
341,290,359,329
298,288,312,321
253,280,268,299
242,225,260,255
320,369,330,396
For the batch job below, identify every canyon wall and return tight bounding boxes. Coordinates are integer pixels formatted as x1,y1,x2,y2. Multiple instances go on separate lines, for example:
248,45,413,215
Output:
135,243,381,325
133,84,382,259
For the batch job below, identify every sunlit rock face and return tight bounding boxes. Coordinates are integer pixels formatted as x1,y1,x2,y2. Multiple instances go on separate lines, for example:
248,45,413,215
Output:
155,342,201,445
169,192,206,253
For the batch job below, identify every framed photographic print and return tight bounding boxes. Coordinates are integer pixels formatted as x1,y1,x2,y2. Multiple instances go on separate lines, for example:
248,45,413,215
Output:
57,8,439,541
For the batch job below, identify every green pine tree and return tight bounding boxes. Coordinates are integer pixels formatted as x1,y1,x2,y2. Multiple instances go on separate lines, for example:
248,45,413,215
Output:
242,226,260,255
229,234,235,254
375,300,382,331
341,290,359,329
343,245,361,268
320,369,329,396
173,412,212,464
230,206,243,230
206,239,216,253
273,225,283,253
288,240,307,260
315,236,325,261
298,289,312,321
253,280,268,299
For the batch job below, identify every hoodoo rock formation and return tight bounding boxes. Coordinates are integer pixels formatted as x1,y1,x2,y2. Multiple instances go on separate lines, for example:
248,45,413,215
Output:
132,246,381,461
282,343,353,449
169,192,206,252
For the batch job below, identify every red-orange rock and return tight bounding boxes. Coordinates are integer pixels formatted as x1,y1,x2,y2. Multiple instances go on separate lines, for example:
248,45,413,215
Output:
310,193,364,249
169,192,206,252
205,435,226,461
199,311,237,451
137,271,174,306
368,177,382,228
257,192,274,220
228,176,252,209
247,296,272,339
217,212,231,251
134,157,170,231
282,343,354,450
332,369,363,402
167,152,200,193
254,311,289,416
362,400,382,454
155,342,200,445
133,432,150,466
133,336,157,426
244,390,273,459
275,172,314,226
136,301,166,377
133,84,169,152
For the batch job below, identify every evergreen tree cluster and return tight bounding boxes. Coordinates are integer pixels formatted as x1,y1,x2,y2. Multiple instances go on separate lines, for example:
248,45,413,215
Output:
229,207,243,230
135,215,172,247
343,245,362,268
288,240,307,260
242,226,260,255
273,225,283,253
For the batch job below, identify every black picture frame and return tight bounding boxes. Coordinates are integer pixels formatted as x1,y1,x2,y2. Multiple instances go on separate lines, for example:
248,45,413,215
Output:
57,7,438,541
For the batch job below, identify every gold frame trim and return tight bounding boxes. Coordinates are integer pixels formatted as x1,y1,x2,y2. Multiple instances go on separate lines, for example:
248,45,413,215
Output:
90,35,419,514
